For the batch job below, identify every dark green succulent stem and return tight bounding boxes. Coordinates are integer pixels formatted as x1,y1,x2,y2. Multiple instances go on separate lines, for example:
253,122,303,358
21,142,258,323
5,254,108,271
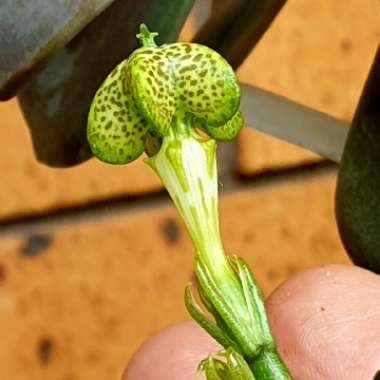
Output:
136,24,158,47
336,45,380,272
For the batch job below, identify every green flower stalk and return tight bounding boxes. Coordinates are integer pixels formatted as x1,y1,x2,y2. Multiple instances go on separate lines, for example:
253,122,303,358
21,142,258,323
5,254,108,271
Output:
87,24,292,379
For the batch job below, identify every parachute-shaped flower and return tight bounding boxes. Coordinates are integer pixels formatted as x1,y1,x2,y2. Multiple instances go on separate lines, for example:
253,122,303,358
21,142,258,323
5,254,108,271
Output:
87,24,243,164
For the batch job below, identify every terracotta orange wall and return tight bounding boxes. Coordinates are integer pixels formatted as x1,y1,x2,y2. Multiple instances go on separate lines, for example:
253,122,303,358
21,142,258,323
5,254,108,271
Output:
0,1,378,379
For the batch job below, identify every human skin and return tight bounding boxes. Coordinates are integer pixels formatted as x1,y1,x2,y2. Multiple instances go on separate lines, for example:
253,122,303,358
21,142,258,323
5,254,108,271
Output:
123,265,380,380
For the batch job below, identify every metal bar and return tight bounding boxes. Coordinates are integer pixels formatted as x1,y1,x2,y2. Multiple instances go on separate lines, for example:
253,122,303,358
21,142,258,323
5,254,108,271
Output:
240,84,349,163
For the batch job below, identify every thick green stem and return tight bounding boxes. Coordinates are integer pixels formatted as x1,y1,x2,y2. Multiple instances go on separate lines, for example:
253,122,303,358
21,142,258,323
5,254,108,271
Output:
146,117,245,308
146,116,230,275
249,350,292,380
146,115,293,379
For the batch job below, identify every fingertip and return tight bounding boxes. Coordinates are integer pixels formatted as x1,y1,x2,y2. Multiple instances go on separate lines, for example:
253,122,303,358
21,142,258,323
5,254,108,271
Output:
122,265,380,380
122,321,220,380
267,264,380,380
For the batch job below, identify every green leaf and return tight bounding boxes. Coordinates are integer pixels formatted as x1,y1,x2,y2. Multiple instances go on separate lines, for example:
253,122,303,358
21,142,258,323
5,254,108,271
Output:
233,256,275,348
197,283,242,347
184,286,241,352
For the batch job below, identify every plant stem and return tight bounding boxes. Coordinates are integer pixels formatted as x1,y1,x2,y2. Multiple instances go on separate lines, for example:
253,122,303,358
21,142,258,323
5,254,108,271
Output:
146,116,242,295
146,114,293,379
250,350,292,380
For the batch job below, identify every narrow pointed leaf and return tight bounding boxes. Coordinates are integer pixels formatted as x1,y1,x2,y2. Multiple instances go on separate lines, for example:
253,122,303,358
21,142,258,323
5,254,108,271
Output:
185,286,241,352
197,282,240,345
234,257,274,347
194,257,259,357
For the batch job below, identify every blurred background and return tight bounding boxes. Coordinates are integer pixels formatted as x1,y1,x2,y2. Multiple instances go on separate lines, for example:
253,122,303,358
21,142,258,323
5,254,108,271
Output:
0,0,379,379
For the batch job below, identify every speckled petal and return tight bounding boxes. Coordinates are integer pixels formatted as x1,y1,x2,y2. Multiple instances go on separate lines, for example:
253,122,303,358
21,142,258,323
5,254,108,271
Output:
201,111,244,141
166,42,240,127
129,48,178,136
87,60,149,164
129,43,241,136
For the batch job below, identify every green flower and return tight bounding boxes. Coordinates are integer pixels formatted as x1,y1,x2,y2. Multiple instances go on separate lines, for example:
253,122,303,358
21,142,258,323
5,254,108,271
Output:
199,348,257,380
87,24,243,164
87,24,292,380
